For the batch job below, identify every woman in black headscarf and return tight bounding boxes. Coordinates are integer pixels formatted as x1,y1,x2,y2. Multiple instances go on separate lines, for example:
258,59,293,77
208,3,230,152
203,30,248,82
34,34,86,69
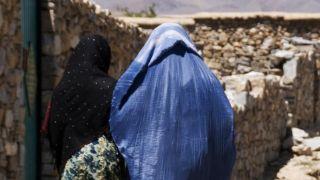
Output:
46,35,124,179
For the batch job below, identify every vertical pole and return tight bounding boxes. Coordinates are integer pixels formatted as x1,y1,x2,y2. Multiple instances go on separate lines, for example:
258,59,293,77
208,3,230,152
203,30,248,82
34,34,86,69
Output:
21,0,40,179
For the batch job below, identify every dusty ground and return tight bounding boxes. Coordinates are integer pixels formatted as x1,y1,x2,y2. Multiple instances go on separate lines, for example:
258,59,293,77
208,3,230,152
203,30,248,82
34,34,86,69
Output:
264,126,320,180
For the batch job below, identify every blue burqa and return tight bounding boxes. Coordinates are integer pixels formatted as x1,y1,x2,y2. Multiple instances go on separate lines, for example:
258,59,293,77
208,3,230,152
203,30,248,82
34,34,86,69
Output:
109,23,235,180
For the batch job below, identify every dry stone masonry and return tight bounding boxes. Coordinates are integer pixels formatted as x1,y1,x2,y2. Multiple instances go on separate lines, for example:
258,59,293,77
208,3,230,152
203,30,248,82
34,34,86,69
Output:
280,43,317,128
0,0,24,179
189,16,320,179
223,72,288,179
190,17,320,128
1,0,320,179
40,2,320,179
190,17,320,130
41,0,147,178
124,14,320,180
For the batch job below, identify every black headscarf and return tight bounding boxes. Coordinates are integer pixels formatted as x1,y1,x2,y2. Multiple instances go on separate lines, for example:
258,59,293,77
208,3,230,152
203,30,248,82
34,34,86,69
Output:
47,35,116,172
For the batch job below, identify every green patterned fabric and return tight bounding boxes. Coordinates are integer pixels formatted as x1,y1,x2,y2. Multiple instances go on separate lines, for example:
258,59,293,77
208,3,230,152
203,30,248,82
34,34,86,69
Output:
61,135,123,180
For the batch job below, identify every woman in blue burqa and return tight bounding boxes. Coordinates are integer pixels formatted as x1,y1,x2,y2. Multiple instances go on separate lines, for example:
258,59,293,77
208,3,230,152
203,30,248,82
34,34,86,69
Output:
110,23,236,180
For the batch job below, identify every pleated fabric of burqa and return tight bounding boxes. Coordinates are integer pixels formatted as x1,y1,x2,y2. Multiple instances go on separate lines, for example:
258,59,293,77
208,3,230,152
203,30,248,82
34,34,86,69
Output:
109,23,236,180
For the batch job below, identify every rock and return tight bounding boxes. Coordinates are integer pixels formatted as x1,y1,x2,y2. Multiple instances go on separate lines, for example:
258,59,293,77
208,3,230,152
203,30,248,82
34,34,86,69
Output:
292,144,312,156
42,34,54,55
48,2,55,8
8,22,17,36
225,90,248,111
6,48,19,69
261,37,274,50
237,65,252,74
276,154,319,180
244,45,255,55
4,110,13,128
195,40,204,47
94,4,101,14
0,86,9,104
6,70,21,86
232,42,241,48
4,142,17,156
0,48,5,75
223,43,234,52
53,35,62,55
249,28,257,35
248,39,256,45
303,137,320,151
212,45,222,51
310,33,319,39
282,41,296,50
274,50,295,59
70,35,80,48
251,67,268,86
223,75,251,92
42,34,62,55
218,32,228,45
282,57,298,84
285,37,318,45
292,127,309,145
0,154,7,168
0,109,4,125
237,57,250,66
207,62,221,70
203,49,212,58
222,52,235,58
0,6,3,28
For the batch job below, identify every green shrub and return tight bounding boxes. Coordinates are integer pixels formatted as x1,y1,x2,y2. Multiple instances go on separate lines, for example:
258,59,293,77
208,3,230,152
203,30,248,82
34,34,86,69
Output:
119,3,157,17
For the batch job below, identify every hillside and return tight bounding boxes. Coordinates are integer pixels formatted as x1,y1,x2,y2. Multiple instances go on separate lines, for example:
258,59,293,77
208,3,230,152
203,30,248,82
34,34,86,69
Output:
92,0,320,15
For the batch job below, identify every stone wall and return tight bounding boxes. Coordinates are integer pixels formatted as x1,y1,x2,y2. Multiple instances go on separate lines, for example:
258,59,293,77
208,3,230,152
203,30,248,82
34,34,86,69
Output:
223,72,287,179
189,18,319,179
191,16,320,76
123,15,320,179
222,47,317,179
0,0,24,179
40,2,320,180
281,46,317,128
124,15,320,127
190,17,320,129
41,0,147,178
0,0,318,178
315,47,320,126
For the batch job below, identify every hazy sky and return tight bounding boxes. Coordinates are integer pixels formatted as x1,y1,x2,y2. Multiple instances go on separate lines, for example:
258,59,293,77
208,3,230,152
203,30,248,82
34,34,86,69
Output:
92,0,320,15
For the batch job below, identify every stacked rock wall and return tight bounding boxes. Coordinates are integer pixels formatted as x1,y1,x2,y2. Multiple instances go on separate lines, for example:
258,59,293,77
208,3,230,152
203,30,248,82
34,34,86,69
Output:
41,0,147,178
0,0,318,179
190,18,320,129
191,17,320,77
223,72,287,179
314,44,320,126
40,2,320,180
0,0,24,179
189,18,319,179
188,17,320,179
281,46,317,128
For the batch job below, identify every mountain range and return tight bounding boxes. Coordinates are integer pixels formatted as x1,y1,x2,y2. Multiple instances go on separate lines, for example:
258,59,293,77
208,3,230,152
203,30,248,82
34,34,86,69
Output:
92,0,320,15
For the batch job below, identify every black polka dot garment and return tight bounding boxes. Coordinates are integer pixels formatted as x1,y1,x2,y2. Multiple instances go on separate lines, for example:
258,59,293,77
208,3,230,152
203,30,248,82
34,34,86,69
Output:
47,35,117,173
